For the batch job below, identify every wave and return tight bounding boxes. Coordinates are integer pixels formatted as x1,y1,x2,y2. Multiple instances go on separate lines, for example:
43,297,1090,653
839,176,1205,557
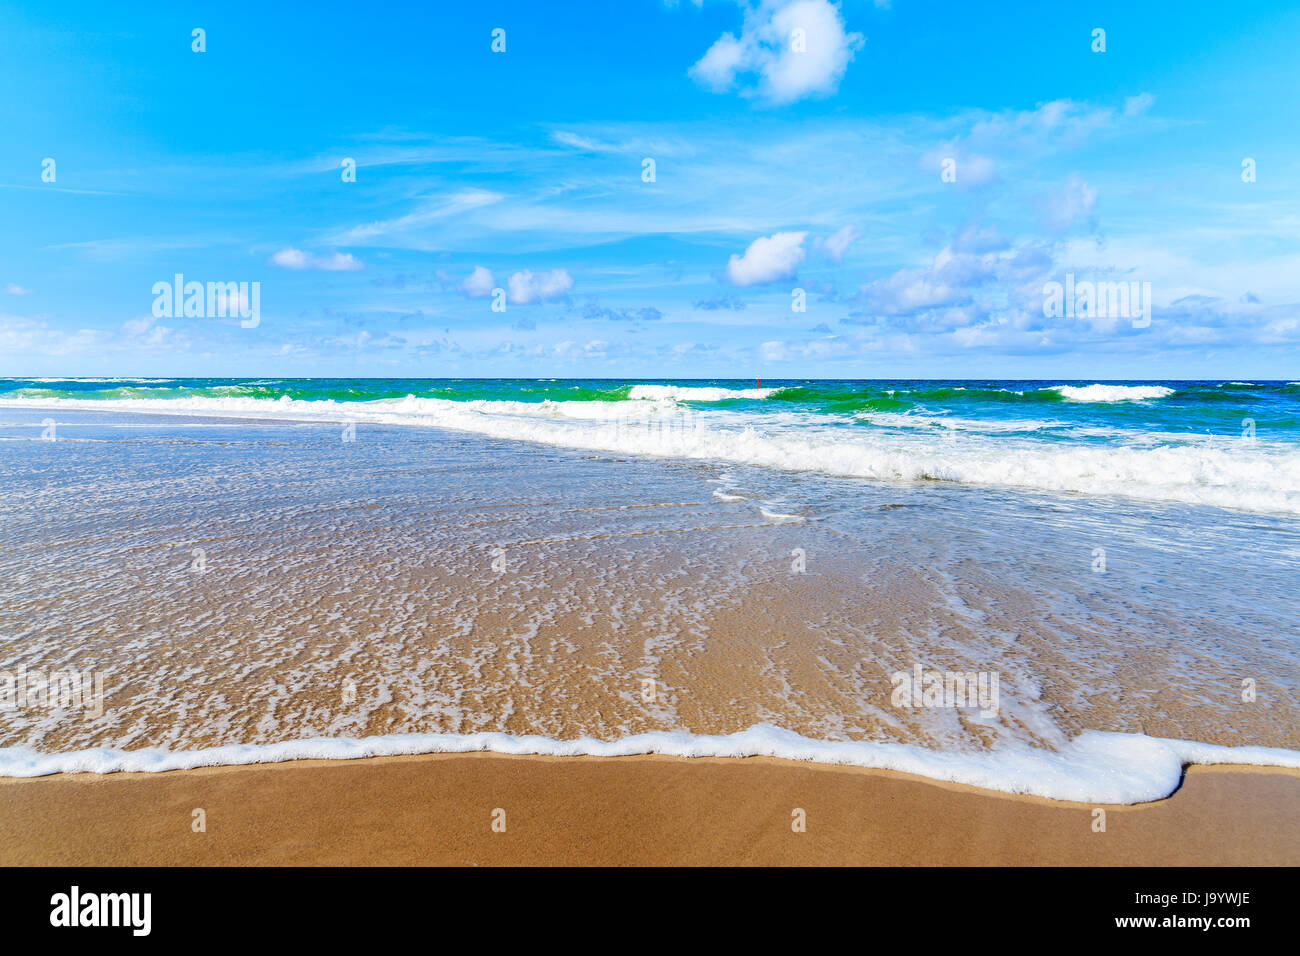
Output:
773,384,1034,408
1048,384,1175,402
627,384,778,402
6,377,177,384
6,393,1300,513
712,489,746,501
0,724,1296,803
769,383,1176,410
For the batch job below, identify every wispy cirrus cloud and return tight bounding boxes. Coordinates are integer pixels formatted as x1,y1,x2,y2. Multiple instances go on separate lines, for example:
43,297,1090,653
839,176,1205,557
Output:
312,99,1156,262
330,188,505,245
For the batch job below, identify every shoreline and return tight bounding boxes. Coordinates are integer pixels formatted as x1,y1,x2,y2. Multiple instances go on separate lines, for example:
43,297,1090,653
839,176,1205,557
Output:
3,725,1300,805
1,752,1297,866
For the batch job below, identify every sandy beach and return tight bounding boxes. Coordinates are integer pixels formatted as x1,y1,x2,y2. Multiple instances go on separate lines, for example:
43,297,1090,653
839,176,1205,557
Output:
2,406,1298,866
1,754,1296,866
7,0,1300,882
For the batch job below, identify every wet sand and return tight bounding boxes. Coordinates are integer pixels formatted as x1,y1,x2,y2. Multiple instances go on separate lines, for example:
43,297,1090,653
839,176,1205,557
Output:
3,407,1297,769
1,754,1296,866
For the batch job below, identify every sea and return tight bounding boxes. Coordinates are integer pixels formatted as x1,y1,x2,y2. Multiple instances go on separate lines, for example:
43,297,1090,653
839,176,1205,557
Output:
1,378,1297,802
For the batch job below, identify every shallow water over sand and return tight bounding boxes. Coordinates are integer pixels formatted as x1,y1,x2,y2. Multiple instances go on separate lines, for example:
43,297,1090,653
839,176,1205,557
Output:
1,406,1297,771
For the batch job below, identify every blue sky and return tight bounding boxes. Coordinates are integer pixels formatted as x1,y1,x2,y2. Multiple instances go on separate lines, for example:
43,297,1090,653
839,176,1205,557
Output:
2,0,1299,378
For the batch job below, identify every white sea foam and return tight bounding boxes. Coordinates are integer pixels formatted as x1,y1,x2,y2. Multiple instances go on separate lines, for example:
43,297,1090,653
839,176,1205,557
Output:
0,724,1295,803
16,377,175,384
628,384,777,401
6,393,1300,514
1048,384,1175,402
712,489,746,501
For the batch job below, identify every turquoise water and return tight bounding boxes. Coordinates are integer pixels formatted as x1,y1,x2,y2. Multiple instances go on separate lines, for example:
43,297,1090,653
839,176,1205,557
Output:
4,377,1300,513
5,377,1298,436
4,376,1299,429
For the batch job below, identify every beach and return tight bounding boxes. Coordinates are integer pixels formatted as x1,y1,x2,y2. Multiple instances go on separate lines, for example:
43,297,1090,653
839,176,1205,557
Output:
1,754,1296,866
7,0,1300,882
1,382,1298,864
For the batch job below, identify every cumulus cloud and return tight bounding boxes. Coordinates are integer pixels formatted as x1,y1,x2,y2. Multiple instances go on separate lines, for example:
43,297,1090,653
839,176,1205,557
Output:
831,219,1277,352
851,225,1046,321
115,314,186,348
1040,173,1099,233
689,0,864,104
691,33,748,91
460,265,496,298
726,231,808,285
672,342,720,355
920,146,998,187
820,225,859,263
581,299,663,322
457,266,573,304
693,295,747,311
508,268,574,304
269,248,363,271
968,97,1152,155
921,96,1154,191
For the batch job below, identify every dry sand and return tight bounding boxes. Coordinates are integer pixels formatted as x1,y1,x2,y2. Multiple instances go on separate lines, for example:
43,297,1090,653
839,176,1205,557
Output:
0,754,1295,866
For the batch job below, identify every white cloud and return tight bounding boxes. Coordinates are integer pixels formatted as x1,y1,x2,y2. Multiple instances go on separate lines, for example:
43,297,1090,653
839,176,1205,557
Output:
967,98,1147,153
0,314,115,356
120,313,183,346
688,0,864,105
691,33,748,92
853,227,1045,320
821,225,859,263
460,265,496,298
269,248,364,271
1040,173,1098,232
1124,93,1156,117
4,283,33,295
920,146,998,187
551,131,618,153
760,340,787,360
508,269,574,304
333,188,504,244
726,231,807,285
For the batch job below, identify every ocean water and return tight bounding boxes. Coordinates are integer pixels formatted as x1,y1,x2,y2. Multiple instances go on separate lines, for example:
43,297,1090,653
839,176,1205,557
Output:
5,377,1299,513
1,378,1298,801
